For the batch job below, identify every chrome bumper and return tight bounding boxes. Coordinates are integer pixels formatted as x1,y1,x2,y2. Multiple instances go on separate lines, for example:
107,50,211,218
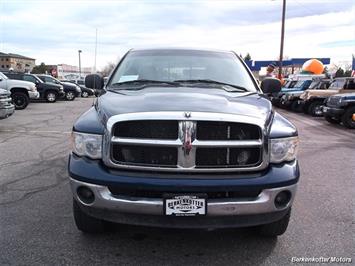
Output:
70,178,297,216
0,104,15,119
29,91,40,99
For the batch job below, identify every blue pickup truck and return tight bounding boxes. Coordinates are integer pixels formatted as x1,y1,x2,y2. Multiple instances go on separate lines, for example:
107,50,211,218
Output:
68,48,300,237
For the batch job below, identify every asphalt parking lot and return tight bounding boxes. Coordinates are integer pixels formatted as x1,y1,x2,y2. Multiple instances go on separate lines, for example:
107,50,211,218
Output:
0,98,354,266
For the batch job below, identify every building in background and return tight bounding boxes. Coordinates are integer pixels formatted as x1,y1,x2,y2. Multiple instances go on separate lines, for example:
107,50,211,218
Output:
0,52,36,72
46,64,92,80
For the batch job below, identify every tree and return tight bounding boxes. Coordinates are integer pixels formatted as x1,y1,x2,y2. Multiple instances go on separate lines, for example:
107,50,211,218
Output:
243,53,251,61
101,62,116,77
31,62,47,74
335,67,345,77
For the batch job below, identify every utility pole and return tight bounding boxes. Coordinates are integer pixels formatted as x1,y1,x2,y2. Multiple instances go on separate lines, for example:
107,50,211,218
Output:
278,0,286,79
78,50,82,79
94,29,97,73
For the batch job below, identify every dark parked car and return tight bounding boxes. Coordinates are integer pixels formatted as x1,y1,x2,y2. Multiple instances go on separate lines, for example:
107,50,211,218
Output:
69,48,299,237
4,72,64,102
37,75,81,101
323,93,355,128
65,79,95,97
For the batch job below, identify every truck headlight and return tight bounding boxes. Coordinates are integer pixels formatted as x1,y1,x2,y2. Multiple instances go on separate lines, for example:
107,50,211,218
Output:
72,132,102,159
270,136,299,163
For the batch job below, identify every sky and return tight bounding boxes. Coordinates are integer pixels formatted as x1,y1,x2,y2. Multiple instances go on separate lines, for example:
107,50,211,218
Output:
0,0,354,71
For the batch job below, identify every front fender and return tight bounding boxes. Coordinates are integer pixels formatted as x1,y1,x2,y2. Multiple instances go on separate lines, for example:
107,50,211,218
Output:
73,106,105,134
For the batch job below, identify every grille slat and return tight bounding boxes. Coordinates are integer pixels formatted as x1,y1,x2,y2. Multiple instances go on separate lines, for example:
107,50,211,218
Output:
113,120,178,139
112,145,178,167
195,147,261,168
197,121,260,140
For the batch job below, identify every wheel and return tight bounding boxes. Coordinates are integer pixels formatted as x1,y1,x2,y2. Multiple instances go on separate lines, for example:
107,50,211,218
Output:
290,101,302,112
46,91,57,103
341,106,355,129
73,199,106,233
81,91,89,98
11,92,29,110
324,115,340,124
65,91,76,101
258,208,291,237
307,101,323,117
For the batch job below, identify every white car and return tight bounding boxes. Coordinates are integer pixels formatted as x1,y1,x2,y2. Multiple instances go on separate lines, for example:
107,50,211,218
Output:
0,72,39,109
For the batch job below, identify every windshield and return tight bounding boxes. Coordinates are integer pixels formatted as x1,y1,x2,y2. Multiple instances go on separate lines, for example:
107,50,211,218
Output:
0,72,8,80
109,50,257,92
329,80,345,89
308,81,320,89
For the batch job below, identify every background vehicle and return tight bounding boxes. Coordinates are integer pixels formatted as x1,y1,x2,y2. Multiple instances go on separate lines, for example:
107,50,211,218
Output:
0,71,39,109
299,77,355,116
37,74,81,101
323,93,355,128
4,72,64,103
69,48,299,237
273,74,323,108
281,78,331,113
0,88,15,119
66,79,95,97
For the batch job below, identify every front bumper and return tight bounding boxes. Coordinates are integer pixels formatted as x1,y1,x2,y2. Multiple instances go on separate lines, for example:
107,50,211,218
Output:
69,155,299,228
28,91,40,99
0,104,15,119
322,106,344,117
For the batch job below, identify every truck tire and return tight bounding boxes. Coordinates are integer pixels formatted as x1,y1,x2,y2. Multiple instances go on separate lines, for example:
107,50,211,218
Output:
46,91,57,103
11,91,29,110
258,208,291,237
73,199,106,233
65,91,76,101
290,101,302,113
341,106,355,129
324,115,340,124
307,101,323,117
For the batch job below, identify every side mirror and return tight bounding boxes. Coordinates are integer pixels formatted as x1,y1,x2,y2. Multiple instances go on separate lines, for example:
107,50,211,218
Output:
260,77,282,94
85,74,104,90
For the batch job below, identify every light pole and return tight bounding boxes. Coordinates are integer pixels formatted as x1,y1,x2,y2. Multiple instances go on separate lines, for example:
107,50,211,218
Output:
78,50,82,79
278,0,286,79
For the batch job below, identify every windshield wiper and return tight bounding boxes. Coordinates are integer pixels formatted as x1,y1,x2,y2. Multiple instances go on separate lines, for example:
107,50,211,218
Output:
109,79,179,90
174,79,249,92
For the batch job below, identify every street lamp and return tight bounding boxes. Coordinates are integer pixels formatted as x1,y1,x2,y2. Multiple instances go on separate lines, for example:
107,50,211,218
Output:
78,50,82,79
278,0,286,79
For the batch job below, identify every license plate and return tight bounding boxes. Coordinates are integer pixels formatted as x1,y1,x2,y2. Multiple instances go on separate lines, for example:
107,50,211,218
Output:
164,195,206,216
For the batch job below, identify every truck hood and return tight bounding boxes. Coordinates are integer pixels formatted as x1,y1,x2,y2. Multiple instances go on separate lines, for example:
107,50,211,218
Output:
306,89,340,97
96,87,272,124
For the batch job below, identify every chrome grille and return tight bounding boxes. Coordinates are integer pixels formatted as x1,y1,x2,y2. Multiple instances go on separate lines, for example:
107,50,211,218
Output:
0,93,12,108
103,112,268,173
327,96,341,107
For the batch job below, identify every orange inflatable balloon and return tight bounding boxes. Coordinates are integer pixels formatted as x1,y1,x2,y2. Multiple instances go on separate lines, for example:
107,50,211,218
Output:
302,59,324,74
